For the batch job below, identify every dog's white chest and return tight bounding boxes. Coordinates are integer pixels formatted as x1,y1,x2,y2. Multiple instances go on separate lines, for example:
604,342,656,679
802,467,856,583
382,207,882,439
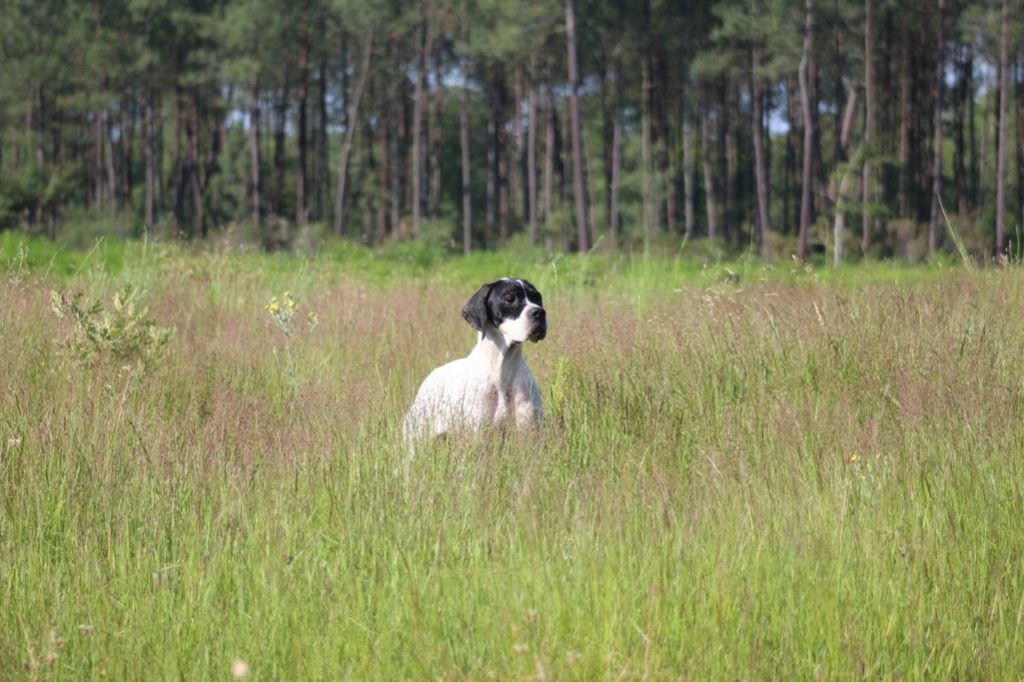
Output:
483,385,525,423
403,344,542,441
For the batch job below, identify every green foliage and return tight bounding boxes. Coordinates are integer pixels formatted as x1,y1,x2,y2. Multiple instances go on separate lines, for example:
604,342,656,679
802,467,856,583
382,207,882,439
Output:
49,284,173,370
55,210,141,248
0,167,40,228
0,164,80,229
0,231,134,277
0,0,1018,264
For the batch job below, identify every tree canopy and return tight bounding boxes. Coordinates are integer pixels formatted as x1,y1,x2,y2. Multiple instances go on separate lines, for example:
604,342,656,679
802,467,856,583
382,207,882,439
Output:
0,0,1020,261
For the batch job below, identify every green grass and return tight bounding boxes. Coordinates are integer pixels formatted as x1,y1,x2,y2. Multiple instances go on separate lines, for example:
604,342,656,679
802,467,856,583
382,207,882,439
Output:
1,229,960,297
2,238,1023,678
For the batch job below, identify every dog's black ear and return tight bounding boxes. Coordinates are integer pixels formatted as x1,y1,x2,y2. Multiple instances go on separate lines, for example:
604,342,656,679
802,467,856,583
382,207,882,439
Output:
461,281,496,331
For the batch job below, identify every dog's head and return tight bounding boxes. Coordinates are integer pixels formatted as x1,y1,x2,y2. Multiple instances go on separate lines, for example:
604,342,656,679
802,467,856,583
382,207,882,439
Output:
461,278,547,344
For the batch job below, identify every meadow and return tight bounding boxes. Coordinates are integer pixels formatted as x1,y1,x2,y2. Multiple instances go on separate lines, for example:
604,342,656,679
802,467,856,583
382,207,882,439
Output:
2,234,1024,679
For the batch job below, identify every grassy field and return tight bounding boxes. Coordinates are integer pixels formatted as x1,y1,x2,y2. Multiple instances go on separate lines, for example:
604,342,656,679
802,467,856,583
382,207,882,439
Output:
3,235,1024,679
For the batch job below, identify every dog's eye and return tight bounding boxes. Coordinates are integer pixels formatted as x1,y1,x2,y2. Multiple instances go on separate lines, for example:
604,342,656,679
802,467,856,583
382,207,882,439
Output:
504,292,516,302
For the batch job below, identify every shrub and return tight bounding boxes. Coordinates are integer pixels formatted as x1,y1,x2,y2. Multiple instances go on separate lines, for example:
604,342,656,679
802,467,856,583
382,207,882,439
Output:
50,285,173,370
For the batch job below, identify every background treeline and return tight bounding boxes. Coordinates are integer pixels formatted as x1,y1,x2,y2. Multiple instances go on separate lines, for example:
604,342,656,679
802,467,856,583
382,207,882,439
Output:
0,0,1021,260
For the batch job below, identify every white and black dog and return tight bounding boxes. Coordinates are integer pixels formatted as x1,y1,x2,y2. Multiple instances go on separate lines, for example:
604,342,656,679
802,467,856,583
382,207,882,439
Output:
403,278,547,442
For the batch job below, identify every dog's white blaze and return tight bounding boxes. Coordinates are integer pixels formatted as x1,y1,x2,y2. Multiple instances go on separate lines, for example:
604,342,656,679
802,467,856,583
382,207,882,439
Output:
498,301,540,344
489,277,541,345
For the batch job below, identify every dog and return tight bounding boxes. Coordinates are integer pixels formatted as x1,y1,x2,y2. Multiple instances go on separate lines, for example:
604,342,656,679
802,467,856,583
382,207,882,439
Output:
403,278,547,443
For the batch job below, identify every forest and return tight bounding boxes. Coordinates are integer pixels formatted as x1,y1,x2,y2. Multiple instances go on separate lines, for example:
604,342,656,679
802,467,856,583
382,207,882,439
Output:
0,0,1020,262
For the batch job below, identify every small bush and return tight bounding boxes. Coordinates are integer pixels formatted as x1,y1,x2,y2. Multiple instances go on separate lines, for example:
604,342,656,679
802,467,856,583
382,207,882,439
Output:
50,285,173,370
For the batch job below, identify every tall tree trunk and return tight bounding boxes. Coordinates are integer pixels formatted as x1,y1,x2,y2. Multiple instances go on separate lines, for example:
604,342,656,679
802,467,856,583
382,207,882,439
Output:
411,8,432,239
751,47,770,255
954,44,970,216
1016,59,1024,230
784,76,797,233
579,103,595,240
898,42,911,218
665,126,677,237
555,94,567,205
928,0,945,253
834,169,854,268
208,92,224,193
833,28,846,180
981,58,990,219
460,78,472,254
565,0,589,252
144,71,156,234
511,68,524,224
368,79,385,241
527,58,539,246
248,77,261,226
996,0,1009,255
429,50,443,219
543,86,555,226
314,59,328,222
641,52,654,248
272,83,288,217
187,94,204,238
797,0,815,262
334,32,374,236
361,108,376,241
682,82,695,239
460,2,472,254
967,45,978,206
831,89,858,265
655,48,674,234
388,43,401,240
600,56,613,235
725,85,740,243
296,42,310,229
878,11,893,211
861,0,874,255
378,80,389,238
486,82,497,239
498,85,510,241
173,86,186,228
609,62,623,243
810,45,825,214
701,85,718,239
718,81,731,240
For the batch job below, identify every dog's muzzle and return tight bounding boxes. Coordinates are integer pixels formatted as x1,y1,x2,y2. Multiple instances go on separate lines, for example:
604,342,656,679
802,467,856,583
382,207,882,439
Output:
528,307,547,342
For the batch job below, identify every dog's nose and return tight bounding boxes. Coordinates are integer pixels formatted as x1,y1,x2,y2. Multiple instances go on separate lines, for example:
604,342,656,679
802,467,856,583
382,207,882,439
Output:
530,307,546,322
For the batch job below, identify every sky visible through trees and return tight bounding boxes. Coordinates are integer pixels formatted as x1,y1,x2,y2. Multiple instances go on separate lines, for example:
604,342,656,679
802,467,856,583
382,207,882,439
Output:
0,0,1021,261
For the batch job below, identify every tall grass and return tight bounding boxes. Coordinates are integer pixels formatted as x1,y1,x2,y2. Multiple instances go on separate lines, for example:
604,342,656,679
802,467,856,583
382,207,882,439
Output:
2,244,1023,678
